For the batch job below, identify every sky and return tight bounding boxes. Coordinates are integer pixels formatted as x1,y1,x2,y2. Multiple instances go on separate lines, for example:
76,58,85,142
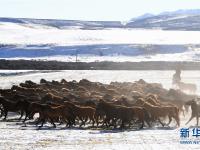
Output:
1,0,200,21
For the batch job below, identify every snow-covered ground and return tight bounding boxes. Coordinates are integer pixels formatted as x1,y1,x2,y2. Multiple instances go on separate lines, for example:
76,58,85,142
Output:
0,114,198,150
3,50,200,62
2,44,197,62
1,22,200,45
0,70,200,149
1,21,200,62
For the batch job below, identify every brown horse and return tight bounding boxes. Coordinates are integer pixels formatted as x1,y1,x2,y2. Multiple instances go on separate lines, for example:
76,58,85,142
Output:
134,97,180,127
15,99,32,122
0,97,22,120
41,105,72,128
131,106,151,129
64,101,95,127
141,101,180,127
96,100,135,129
185,100,200,126
29,102,74,128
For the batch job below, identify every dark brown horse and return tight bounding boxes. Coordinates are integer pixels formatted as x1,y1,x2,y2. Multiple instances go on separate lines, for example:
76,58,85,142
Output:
141,101,180,127
15,99,33,122
0,97,22,120
64,101,95,127
28,102,74,128
185,100,200,126
96,100,134,129
131,106,151,129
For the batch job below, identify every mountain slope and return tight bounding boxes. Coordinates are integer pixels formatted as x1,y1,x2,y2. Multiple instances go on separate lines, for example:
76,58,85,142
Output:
0,17,123,29
127,9,200,30
2,9,200,30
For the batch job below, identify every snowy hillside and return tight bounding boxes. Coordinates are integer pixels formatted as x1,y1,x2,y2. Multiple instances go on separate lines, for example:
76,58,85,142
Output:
2,21,200,45
127,9,200,30
0,17,123,29
1,11,200,62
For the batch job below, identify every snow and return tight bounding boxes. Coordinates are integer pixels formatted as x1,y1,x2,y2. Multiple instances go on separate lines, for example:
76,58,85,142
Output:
1,22,200,45
3,50,200,62
1,43,199,62
0,116,183,149
0,105,198,149
1,21,200,62
149,15,190,24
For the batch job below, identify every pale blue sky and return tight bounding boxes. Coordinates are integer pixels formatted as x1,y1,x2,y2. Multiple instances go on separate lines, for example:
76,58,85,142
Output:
1,0,200,21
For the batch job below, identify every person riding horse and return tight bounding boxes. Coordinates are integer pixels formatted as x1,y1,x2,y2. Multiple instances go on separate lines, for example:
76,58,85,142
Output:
172,69,181,88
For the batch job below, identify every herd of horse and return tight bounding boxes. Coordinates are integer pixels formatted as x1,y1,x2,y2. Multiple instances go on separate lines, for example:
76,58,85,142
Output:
0,78,199,130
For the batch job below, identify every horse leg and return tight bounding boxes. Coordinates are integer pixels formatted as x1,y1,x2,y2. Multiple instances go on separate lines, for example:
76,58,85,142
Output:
23,111,30,123
196,116,199,126
37,113,44,126
84,117,88,125
166,116,172,126
3,110,8,120
182,109,185,117
50,118,56,128
92,118,95,127
145,120,152,128
176,115,180,127
79,118,84,127
85,117,90,124
144,114,152,128
19,110,24,120
0,108,5,118
39,118,45,128
36,117,42,126
113,118,118,129
29,112,34,120
70,116,76,127
185,115,194,125
120,120,125,130
101,118,108,128
71,117,76,126
0,107,4,118
139,119,144,129
158,118,165,127
95,115,99,127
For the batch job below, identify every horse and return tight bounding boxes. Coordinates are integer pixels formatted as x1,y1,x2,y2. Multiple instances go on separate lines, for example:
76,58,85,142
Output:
131,106,151,129
185,100,200,126
96,100,135,129
141,101,180,127
15,99,33,122
40,105,73,128
0,96,22,120
28,102,74,128
64,101,96,127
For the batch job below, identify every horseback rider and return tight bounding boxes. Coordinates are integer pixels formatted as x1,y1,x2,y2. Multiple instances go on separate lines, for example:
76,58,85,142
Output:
172,68,181,88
